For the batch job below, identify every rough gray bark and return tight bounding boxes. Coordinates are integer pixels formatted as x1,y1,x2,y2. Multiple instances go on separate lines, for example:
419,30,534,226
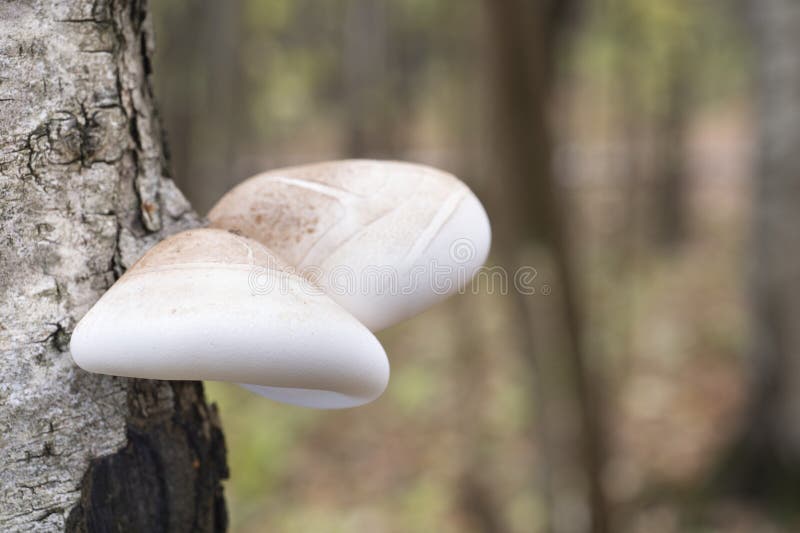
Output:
0,1,228,531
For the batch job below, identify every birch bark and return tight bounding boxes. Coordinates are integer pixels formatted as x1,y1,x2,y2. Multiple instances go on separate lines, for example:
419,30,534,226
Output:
0,1,227,531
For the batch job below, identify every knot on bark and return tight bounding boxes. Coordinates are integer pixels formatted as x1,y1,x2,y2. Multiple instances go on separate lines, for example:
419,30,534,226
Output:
27,102,127,176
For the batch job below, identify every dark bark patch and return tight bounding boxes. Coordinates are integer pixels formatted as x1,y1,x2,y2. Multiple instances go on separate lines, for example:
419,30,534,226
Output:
66,381,228,533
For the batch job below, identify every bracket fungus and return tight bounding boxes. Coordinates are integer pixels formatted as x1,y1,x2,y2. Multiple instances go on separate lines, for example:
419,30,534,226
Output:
70,160,491,410
209,159,491,331
70,228,389,409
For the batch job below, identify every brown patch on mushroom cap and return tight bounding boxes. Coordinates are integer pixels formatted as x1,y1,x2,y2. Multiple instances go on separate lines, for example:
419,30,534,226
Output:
209,181,344,265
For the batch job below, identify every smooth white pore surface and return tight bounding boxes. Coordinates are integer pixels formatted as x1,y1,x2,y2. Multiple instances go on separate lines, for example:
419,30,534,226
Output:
70,229,389,409
208,160,492,331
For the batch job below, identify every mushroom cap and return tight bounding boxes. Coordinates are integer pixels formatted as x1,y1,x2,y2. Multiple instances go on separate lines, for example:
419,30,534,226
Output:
208,160,492,331
70,228,389,409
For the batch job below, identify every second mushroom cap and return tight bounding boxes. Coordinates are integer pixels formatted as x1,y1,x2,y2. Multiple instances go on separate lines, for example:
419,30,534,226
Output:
208,159,492,331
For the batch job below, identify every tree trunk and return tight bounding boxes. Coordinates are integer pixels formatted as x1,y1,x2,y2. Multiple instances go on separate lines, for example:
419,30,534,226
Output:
342,0,392,157
483,1,610,532
0,1,228,531
651,51,690,249
720,0,800,506
153,0,243,213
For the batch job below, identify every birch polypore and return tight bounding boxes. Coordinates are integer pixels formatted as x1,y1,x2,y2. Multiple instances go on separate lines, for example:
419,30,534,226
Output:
70,228,389,409
209,160,492,331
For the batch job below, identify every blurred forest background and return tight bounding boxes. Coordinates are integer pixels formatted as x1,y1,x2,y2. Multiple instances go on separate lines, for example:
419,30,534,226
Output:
150,1,800,532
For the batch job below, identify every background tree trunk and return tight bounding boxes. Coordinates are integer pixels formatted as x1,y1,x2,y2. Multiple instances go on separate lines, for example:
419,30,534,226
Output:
720,0,800,505
342,0,392,158
483,1,610,532
153,0,244,213
651,55,690,250
0,1,228,531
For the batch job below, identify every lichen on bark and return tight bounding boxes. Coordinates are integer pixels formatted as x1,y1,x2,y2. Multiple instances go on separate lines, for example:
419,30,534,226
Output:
0,1,227,531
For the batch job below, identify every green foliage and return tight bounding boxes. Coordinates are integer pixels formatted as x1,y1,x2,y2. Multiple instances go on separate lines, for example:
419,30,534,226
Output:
575,0,749,116
205,383,318,503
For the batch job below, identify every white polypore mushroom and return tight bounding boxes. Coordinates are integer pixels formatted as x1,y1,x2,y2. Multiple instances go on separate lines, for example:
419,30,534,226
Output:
208,159,492,331
70,228,389,409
